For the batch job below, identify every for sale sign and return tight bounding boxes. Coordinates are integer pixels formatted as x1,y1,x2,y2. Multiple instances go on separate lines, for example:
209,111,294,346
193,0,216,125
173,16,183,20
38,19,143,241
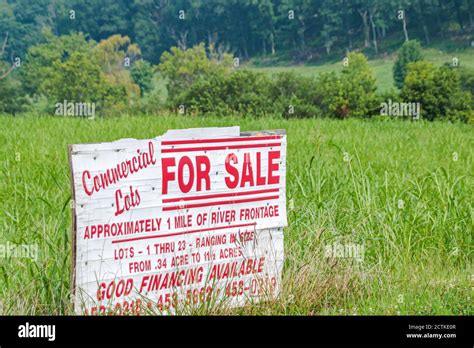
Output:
68,127,286,314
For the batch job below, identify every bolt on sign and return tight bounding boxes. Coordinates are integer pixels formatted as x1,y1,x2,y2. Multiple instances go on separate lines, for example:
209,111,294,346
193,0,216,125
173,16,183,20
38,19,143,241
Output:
68,127,287,314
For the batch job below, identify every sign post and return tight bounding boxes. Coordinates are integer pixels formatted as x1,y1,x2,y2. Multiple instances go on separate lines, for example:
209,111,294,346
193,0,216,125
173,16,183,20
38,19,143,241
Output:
69,127,287,314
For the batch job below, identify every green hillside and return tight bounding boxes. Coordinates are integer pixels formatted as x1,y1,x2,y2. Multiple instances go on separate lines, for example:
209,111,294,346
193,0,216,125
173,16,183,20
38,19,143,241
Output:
250,48,474,92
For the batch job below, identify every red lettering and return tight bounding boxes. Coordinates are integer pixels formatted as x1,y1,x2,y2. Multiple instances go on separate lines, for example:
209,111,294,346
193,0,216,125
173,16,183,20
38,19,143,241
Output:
114,186,141,216
178,156,194,193
162,157,176,194
97,279,133,300
268,150,280,184
256,152,266,185
195,155,210,191
82,170,93,196
240,153,254,187
225,153,239,189
81,141,156,197
148,141,157,165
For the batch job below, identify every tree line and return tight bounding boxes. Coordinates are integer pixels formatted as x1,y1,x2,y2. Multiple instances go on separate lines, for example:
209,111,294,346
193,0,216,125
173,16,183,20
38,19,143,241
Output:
1,0,473,64
1,0,473,121
1,29,472,122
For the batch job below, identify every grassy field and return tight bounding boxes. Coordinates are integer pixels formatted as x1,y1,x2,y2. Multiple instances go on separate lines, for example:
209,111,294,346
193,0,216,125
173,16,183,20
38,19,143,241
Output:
250,48,474,92
0,114,472,315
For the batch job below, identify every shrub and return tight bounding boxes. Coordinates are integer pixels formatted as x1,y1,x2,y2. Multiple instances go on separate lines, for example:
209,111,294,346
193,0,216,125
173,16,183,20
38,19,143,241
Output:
373,88,404,120
270,53,378,119
316,72,347,118
269,72,314,101
222,70,272,115
269,73,321,118
393,40,423,89
183,69,325,118
458,67,474,107
310,52,378,119
401,62,473,122
182,70,272,115
159,47,377,119
184,72,229,114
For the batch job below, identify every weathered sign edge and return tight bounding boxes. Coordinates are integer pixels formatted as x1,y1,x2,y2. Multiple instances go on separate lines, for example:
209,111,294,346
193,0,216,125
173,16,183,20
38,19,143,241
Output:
68,144,78,309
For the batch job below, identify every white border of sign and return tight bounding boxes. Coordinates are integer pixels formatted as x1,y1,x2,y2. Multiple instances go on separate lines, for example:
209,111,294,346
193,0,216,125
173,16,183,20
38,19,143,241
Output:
69,127,287,314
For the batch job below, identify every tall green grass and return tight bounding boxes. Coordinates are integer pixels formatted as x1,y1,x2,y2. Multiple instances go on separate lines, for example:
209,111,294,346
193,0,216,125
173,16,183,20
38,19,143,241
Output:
0,114,472,315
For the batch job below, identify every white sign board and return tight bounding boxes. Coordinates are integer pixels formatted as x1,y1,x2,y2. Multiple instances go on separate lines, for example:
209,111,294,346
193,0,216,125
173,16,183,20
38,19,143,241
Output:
69,127,286,314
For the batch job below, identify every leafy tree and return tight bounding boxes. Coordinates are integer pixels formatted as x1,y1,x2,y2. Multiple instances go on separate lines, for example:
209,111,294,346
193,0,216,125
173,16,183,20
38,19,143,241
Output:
277,0,313,53
42,51,108,104
320,0,343,55
21,32,95,95
353,0,375,49
0,0,51,59
159,44,233,105
0,65,24,114
55,0,134,42
339,52,378,118
94,34,141,100
94,34,140,73
21,33,140,114
3,0,474,65
342,52,376,94
393,40,423,89
256,0,277,55
131,60,154,95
